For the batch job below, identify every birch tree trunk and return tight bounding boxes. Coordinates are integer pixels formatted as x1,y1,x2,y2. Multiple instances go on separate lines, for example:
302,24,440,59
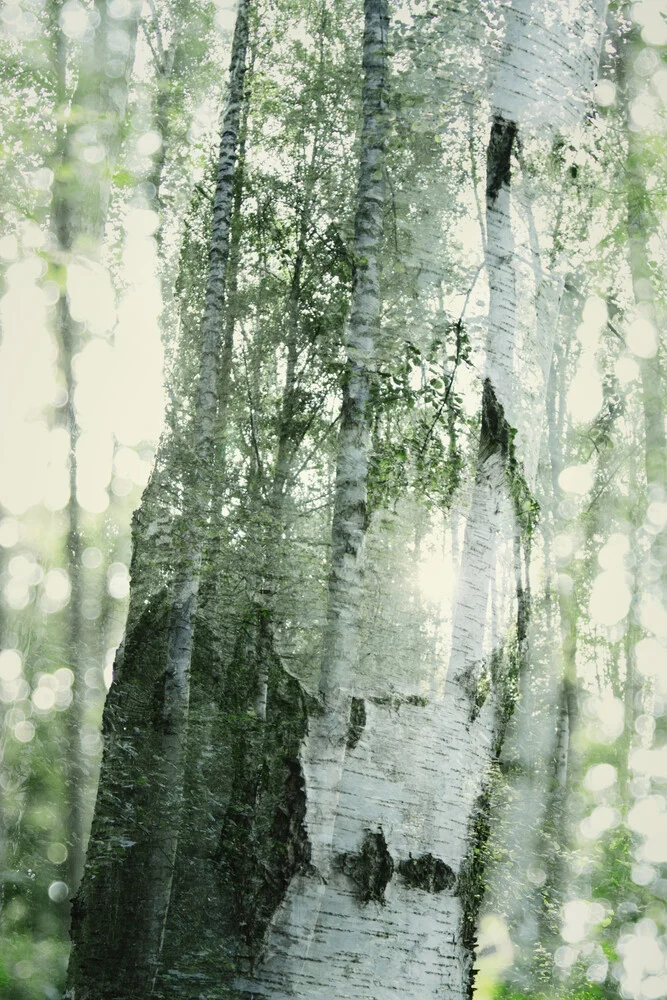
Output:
234,4,606,999
64,2,251,995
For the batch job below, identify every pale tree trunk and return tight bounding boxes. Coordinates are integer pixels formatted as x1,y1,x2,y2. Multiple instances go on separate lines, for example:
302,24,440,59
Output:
235,3,606,999
233,0,391,991
64,1,251,995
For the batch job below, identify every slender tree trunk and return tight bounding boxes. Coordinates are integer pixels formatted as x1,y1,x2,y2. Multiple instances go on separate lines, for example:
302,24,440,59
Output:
65,2,251,995
233,0,391,991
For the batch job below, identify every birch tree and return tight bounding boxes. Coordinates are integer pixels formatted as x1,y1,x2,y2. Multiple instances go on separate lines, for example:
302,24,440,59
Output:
228,3,607,998
65,1,252,993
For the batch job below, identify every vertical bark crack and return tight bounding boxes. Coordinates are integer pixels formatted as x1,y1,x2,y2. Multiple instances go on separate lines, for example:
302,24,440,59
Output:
346,697,367,749
486,114,518,207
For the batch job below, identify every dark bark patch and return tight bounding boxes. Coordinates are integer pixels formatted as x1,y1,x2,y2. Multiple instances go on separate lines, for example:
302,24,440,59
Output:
212,639,312,967
480,379,539,538
397,853,456,893
486,114,517,207
347,697,367,749
337,829,394,904
370,692,429,711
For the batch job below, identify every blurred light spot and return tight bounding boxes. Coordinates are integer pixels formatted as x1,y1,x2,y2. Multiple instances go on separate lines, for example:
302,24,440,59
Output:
527,866,546,885
586,693,625,743
562,899,606,944
582,295,608,330
81,144,106,165
630,748,667,779
14,961,32,980
107,562,130,599
108,27,130,54
636,638,665,678
0,517,19,547
28,168,54,193
4,578,31,610
0,235,18,260
32,685,56,711
584,763,617,792
553,533,574,560
557,573,574,596
559,464,594,495
82,598,101,620
568,364,603,424
0,649,22,681
14,720,35,742
82,730,102,756
634,1,667,46
0,678,29,704
21,221,45,248
47,880,69,902
55,688,73,711
41,568,71,613
587,958,608,983
125,208,159,237
642,975,667,999
136,131,162,156
9,553,43,585
598,533,630,570
82,546,102,569
635,46,660,76
630,94,659,129
108,0,133,16
554,945,578,968
85,668,103,689
627,316,658,358
589,571,632,626
78,488,109,514
632,863,656,886
67,263,116,336
54,667,74,690
476,914,514,979
580,805,620,840
112,475,133,496
594,79,616,105
59,1,89,39
47,842,68,865
639,595,667,637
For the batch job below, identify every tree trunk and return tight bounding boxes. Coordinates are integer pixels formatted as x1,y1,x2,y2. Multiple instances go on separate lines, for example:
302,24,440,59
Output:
233,4,606,999
65,2,251,995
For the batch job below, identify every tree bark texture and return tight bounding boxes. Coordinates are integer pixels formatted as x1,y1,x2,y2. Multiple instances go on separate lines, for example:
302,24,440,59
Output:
65,2,251,995
229,4,606,1000
64,2,608,999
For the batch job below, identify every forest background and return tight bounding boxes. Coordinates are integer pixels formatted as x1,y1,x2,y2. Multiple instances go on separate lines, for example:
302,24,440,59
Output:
1,0,667,999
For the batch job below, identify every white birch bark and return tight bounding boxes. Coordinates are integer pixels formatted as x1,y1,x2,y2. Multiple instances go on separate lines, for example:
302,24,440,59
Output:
236,3,606,999
234,0,391,988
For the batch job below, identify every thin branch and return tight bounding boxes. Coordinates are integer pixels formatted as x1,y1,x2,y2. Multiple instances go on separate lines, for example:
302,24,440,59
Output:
417,262,483,457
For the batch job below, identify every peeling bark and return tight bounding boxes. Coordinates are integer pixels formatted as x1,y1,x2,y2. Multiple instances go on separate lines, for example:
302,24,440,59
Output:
230,4,606,999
